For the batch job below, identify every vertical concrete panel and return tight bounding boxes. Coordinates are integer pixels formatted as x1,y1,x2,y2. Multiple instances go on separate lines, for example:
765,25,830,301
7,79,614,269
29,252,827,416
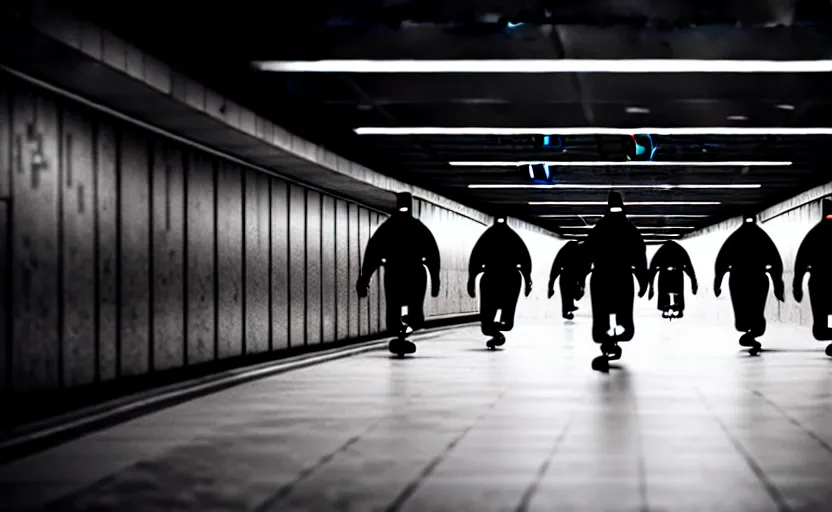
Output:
151,141,185,371
368,212,379,335
348,202,360,339
0,205,6,393
61,108,95,386
306,190,322,345
96,123,118,381
378,214,388,333
186,152,215,365
119,128,150,377
321,195,336,343
216,161,243,359
288,184,305,346
12,91,60,391
0,81,9,198
270,179,289,350
245,170,269,354
358,208,370,337
335,199,349,340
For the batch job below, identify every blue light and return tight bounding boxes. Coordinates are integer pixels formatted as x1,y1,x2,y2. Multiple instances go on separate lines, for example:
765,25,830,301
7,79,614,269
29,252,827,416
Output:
543,163,550,179
507,21,525,28
543,135,551,146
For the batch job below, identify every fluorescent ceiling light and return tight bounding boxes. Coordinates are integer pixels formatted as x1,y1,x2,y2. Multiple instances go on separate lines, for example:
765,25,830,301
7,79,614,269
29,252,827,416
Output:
355,127,832,136
454,161,788,167
560,225,696,229
538,214,709,218
529,201,721,206
253,59,832,74
467,183,762,190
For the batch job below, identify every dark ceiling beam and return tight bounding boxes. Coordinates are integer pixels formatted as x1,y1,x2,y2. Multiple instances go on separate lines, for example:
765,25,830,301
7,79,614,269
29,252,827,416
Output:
245,25,832,60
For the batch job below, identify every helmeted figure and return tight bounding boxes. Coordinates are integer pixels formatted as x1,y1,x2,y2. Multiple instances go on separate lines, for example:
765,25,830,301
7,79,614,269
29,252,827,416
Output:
467,216,533,349
356,192,441,356
547,240,591,320
793,198,832,357
647,240,698,319
584,192,649,372
714,212,784,355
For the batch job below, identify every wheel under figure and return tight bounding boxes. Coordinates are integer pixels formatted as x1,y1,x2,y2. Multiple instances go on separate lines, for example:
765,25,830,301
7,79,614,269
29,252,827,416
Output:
356,192,441,357
647,240,698,320
793,198,832,358
584,192,648,372
714,213,784,356
468,216,533,349
548,240,590,320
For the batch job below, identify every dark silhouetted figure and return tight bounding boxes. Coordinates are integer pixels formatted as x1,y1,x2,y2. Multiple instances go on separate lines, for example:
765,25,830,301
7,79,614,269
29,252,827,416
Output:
793,198,832,357
584,192,648,372
714,213,784,355
548,241,591,320
468,216,533,349
356,192,441,356
648,240,698,319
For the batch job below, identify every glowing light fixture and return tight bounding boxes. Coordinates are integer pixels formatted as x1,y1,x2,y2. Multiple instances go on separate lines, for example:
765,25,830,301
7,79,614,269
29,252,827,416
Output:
529,201,721,206
452,161,789,167
253,59,832,74
399,207,408,212
538,214,709,218
560,225,696,230
355,127,832,136
467,183,762,190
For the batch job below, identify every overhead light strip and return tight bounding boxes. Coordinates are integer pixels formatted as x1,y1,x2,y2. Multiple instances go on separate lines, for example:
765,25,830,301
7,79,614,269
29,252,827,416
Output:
253,59,832,74
538,214,710,218
468,184,761,190
529,201,721,206
454,161,790,167
355,127,832,136
559,225,696,229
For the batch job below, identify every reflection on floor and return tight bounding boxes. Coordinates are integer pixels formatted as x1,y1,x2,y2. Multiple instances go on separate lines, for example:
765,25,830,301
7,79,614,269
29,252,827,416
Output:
2,313,832,511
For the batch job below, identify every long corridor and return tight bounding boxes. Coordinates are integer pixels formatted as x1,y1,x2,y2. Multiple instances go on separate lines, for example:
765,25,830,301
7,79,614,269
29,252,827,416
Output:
2,314,831,512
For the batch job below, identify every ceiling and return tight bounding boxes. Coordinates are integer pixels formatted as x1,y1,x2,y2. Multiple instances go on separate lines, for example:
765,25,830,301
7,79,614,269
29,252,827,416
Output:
62,0,832,241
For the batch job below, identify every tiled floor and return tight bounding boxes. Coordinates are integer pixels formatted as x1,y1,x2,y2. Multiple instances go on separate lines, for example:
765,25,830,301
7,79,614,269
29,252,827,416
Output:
2,312,832,512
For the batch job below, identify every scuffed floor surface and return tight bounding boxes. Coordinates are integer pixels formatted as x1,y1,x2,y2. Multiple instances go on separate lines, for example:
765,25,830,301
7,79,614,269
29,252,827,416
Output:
2,313,832,511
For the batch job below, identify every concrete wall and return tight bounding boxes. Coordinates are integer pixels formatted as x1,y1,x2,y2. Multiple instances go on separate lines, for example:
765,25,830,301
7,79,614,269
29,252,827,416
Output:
677,184,832,329
0,72,568,408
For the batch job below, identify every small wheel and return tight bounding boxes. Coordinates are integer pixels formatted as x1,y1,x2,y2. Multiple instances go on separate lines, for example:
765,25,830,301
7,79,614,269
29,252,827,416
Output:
591,356,609,373
749,341,762,356
608,345,623,361
825,344,832,357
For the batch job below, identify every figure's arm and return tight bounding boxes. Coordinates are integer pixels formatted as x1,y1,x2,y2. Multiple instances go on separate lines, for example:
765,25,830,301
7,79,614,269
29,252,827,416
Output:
793,232,813,302
631,233,649,298
421,225,442,297
356,223,387,297
518,237,533,297
681,248,698,294
467,234,487,298
764,236,785,302
548,252,563,299
647,248,662,300
713,236,734,297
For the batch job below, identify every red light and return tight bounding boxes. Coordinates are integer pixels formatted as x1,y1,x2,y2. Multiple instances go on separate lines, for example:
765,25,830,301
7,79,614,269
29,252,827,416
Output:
826,214,832,220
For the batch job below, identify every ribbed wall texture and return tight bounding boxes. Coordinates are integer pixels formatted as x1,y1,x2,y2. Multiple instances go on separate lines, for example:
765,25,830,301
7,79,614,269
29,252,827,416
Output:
0,74,520,404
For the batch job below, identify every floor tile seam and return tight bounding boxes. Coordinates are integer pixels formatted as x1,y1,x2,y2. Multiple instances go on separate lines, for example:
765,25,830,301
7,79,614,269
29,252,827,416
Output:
692,386,793,512
381,384,517,512
749,390,832,457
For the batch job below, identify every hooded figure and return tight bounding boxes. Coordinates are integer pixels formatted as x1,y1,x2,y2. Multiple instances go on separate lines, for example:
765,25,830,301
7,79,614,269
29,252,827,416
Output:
714,212,784,355
793,198,832,357
468,216,533,349
584,192,648,371
356,192,441,356
548,240,591,320
647,240,698,319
